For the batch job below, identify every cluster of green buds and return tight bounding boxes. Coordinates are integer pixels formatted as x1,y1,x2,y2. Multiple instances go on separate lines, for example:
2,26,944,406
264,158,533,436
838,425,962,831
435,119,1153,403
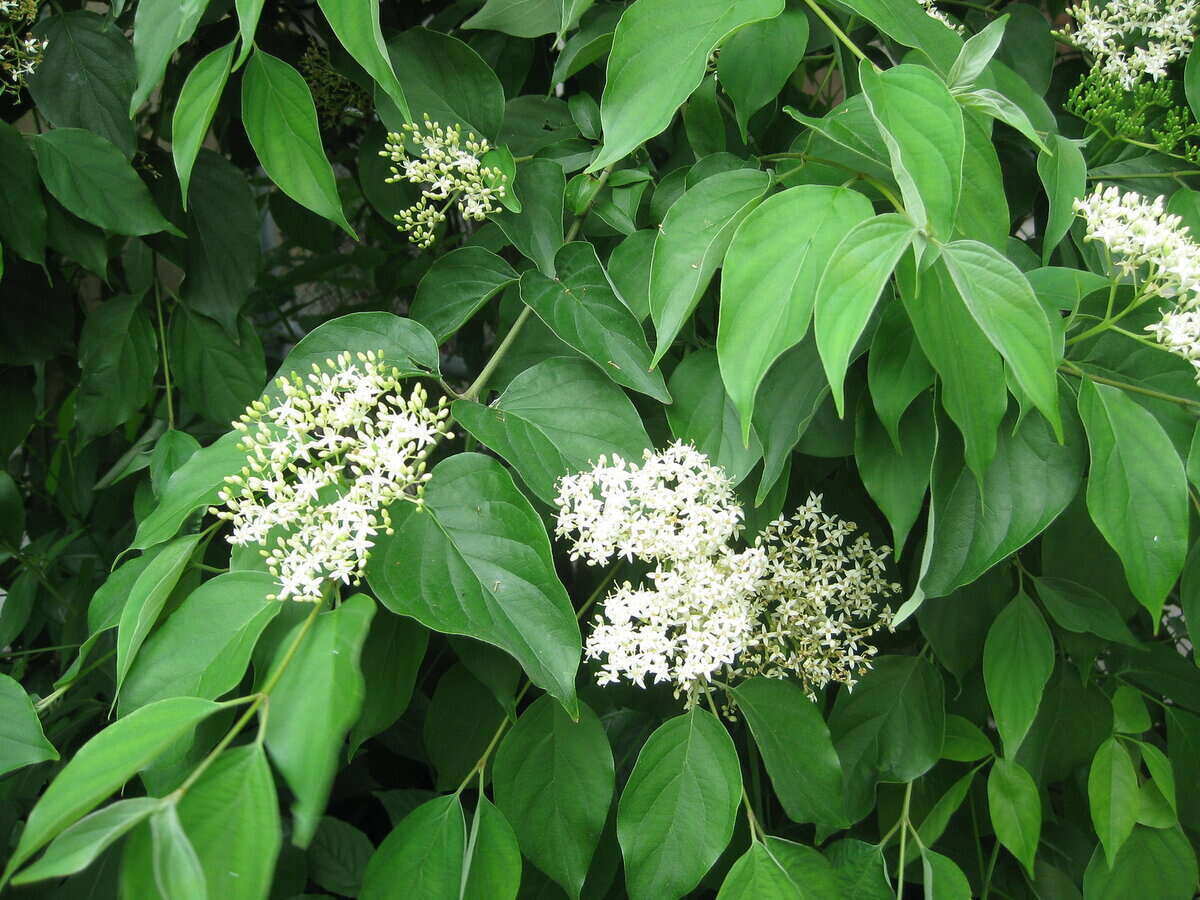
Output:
0,0,45,100
298,40,370,131
379,115,507,248
1067,69,1200,163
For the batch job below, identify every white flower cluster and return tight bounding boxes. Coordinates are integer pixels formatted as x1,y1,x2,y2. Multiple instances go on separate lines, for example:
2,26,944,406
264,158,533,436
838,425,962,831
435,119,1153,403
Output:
212,352,452,603
1075,185,1200,376
379,115,506,248
0,0,45,99
1066,0,1197,87
917,0,965,34
556,444,897,704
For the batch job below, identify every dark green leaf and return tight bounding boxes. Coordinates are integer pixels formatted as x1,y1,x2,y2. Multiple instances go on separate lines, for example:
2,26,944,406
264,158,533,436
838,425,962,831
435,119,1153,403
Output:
34,129,179,236
1082,825,1198,900
309,816,374,898
0,121,47,264
454,357,651,504
316,0,410,121
275,312,441,384
76,295,158,441
348,612,428,756
494,696,614,898
667,350,763,486
1037,135,1086,264
987,758,1040,875
716,842,803,898
520,241,670,402
263,594,375,847
617,707,742,900
360,795,465,898
717,9,808,139
854,393,934,556
731,678,845,826
493,157,566,276
1034,576,1140,646
423,664,505,791
366,453,581,711
410,246,518,343
172,310,266,426
0,673,58,778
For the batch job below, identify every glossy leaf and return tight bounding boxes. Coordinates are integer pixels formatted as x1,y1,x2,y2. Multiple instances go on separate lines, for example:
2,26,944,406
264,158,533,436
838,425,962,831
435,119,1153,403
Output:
987,758,1041,876
130,0,207,113
12,798,162,886
316,0,410,121
366,453,581,711
172,42,235,205
855,394,935,556
410,246,518,343
493,157,566,276
274,312,441,384
360,795,465,899
0,674,58,778
716,842,803,898
1089,737,1139,867
1036,134,1086,264
462,797,522,900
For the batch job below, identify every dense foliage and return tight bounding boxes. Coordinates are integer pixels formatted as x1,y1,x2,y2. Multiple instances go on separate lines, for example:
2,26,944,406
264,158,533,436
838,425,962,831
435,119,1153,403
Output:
2,0,1200,897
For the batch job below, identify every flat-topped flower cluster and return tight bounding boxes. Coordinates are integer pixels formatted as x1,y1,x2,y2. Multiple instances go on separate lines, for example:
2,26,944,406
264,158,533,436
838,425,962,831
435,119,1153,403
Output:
555,443,897,704
212,352,452,603
380,115,507,248
1066,0,1197,88
1075,185,1200,378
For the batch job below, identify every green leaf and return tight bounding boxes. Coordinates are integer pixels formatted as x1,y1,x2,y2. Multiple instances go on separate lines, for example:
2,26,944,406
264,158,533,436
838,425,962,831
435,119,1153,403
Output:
648,168,771,364
667,350,763,486
941,713,993,757
115,533,204,695
901,256,1007,480
920,848,972,900
859,62,964,239
716,9,809,139
866,301,934,451
814,214,917,414
716,842,803,898
828,657,945,822
919,393,1084,598
947,15,1007,90
1187,47,1200,124
454,357,651,504
45,195,108,278
366,453,581,711
987,758,1040,876
1,697,222,884
465,0,560,37
1082,825,1198,900
520,241,671,402
731,678,846,826
348,612,428,756
130,430,244,551
34,129,179,236
0,123,46,265
1078,379,1189,623
241,48,354,237
463,797,522,900
148,803,206,900
171,311,266,425
172,42,234,205
119,571,280,715
983,593,1055,757
381,27,505,139
76,295,158,441
719,184,873,437
410,247,518,343
28,11,136,157
825,839,893,900
151,430,201,497
1034,576,1140,647
360,795,465,898
263,594,374,847
274,312,440,385
423,664,505,791
955,88,1050,153
1089,737,1140,867
130,0,207,113
178,744,280,900
855,393,935,556
590,0,783,171
940,242,1061,436
617,707,742,900
1041,135,1089,266
233,0,265,69
493,696,614,898
608,229,655,320
493,157,566,276
917,769,977,855
316,0,410,121
12,798,162,886
0,673,58,778
837,0,962,71
309,816,374,898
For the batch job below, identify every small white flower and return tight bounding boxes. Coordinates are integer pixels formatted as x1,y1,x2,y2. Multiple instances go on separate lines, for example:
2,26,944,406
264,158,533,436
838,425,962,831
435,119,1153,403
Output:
211,352,453,603
1066,0,1197,88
